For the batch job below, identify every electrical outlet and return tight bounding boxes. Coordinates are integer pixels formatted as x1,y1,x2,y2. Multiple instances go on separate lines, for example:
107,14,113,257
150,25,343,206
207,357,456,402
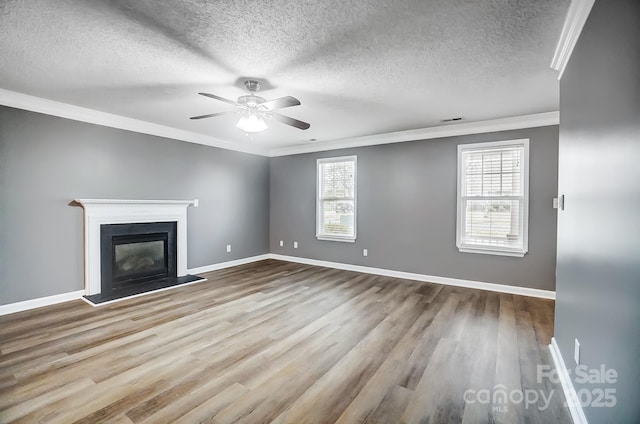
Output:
279,240,283,247
363,249,368,257
226,244,231,253
574,339,580,365
293,241,298,249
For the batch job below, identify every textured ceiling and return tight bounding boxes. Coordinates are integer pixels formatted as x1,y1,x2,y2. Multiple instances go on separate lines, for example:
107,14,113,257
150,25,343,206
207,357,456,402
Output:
0,0,569,151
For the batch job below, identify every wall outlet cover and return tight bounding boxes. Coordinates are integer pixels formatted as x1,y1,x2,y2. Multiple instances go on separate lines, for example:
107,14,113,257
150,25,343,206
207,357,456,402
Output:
363,249,368,257
279,240,283,247
226,244,231,253
293,242,298,248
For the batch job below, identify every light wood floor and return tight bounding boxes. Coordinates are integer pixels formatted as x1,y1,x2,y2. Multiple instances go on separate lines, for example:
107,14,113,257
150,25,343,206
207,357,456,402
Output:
0,259,570,424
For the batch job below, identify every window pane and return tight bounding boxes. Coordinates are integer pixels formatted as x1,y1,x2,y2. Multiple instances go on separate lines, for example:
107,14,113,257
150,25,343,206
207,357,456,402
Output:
463,147,523,197
501,149,522,196
482,173,501,196
466,173,482,196
321,200,354,237
463,199,522,248
320,161,355,199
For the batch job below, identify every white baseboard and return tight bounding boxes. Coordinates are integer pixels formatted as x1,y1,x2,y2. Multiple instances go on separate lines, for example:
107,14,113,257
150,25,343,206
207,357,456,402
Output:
0,255,270,316
549,337,588,424
0,290,84,316
268,254,555,299
0,252,555,315
187,254,271,275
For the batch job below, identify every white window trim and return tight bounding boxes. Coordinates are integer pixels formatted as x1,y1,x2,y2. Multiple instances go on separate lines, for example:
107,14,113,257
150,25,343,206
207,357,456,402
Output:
316,155,357,242
456,139,529,257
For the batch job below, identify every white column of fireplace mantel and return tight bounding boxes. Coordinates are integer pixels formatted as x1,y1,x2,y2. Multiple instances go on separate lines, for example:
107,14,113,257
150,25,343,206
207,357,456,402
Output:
74,199,198,296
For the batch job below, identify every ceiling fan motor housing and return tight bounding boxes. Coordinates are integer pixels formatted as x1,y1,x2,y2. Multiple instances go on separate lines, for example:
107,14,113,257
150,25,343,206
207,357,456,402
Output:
238,95,267,108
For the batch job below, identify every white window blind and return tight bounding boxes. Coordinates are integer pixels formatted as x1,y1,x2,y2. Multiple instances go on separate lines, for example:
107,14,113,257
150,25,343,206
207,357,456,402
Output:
317,156,356,242
457,139,529,256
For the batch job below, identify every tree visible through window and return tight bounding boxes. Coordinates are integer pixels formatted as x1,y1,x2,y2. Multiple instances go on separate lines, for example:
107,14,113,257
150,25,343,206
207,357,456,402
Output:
457,140,529,256
317,156,356,241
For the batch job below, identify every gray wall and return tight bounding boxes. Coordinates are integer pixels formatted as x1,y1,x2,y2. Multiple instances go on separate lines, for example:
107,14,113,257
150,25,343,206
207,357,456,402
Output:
270,126,559,290
0,106,270,305
554,1,640,422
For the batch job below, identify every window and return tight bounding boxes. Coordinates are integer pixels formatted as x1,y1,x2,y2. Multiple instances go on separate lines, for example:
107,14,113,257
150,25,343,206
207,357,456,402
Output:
457,139,529,257
317,156,357,242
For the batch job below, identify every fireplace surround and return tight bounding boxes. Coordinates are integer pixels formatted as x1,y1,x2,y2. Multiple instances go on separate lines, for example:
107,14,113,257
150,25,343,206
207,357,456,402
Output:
74,199,204,304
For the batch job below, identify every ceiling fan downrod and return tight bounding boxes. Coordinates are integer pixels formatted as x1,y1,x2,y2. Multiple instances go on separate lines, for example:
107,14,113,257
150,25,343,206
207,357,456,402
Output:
244,80,261,93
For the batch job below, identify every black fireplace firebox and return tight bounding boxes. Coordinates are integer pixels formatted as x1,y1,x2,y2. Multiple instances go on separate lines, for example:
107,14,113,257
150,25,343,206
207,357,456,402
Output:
100,222,177,295
99,222,175,295
112,234,170,287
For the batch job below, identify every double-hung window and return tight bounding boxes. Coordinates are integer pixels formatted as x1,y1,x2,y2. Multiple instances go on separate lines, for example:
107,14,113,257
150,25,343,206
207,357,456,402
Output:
457,139,529,257
316,156,357,242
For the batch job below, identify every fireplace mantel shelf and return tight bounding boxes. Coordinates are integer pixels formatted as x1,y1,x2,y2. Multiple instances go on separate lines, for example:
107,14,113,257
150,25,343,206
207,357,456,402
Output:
75,199,198,207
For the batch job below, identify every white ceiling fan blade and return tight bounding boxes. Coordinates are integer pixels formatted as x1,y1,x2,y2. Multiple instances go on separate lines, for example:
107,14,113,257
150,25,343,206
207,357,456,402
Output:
189,111,236,120
266,111,310,130
198,92,239,106
261,96,301,110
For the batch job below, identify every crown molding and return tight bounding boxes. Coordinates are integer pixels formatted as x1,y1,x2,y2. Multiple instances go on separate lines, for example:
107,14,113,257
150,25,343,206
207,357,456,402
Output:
551,0,595,80
0,88,269,156
268,112,559,157
1,89,558,158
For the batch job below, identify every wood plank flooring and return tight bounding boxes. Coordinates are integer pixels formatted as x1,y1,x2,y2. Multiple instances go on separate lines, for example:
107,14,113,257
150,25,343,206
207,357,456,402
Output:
0,259,571,423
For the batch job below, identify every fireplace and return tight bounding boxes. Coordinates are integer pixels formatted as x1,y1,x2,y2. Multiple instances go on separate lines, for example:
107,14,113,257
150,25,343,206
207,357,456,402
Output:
100,222,177,295
74,199,205,305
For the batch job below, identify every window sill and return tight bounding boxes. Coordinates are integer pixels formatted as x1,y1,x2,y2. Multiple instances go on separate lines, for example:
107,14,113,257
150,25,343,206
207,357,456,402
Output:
316,236,356,243
458,246,526,257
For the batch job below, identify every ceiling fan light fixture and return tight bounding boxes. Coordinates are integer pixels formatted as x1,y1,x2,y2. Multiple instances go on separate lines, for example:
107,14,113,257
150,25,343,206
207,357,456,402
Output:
192,80,309,132
236,113,268,133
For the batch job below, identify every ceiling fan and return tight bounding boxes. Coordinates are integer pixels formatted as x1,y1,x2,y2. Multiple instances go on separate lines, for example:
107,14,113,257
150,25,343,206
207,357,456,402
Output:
190,80,310,133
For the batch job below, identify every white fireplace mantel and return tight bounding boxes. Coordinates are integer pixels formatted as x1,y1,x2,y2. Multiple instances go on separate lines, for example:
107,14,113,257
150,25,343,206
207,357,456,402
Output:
74,199,198,295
